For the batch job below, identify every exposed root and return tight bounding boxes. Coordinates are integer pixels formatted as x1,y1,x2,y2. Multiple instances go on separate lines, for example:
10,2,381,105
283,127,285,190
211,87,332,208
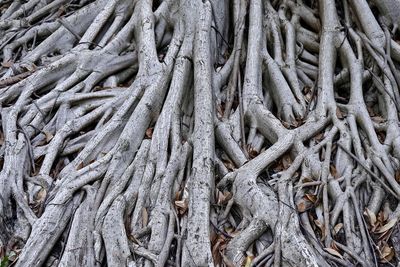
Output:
1,0,400,266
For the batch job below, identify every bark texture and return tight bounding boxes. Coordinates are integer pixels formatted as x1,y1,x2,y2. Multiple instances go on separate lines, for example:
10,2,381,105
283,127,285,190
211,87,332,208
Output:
1,0,400,266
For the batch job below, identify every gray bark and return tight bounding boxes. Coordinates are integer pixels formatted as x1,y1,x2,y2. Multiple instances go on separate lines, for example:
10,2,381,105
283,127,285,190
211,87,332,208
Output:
0,0,400,266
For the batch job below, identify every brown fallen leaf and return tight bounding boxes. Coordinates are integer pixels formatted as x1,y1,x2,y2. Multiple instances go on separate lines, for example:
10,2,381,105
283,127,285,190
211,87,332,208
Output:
333,223,343,235
371,116,386,123
315,220,325,237
1,61,13,68
330,165,338,178
44,131,54,143
282,154,292,169
377,210,389,224
216,189,232,205
142,207,148,226
364,208,377,227
222,158,235,171
175,199,188,215
76,162,84,170
376,219,397,234
324,247,343,259
396,170,400,183
390,224,400,261
380,243,395,262
244,255,254,267
301,177,314,183
297,201,307,212
35,188,47,203
336,107,344,119
367,106,376,116
315,132,324,142
305,194,317,203
211,235,224,266
248,148,259,159
145,127,153,139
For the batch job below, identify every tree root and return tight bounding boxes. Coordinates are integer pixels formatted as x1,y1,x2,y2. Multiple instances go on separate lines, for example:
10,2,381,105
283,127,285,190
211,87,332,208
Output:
0,0,400,266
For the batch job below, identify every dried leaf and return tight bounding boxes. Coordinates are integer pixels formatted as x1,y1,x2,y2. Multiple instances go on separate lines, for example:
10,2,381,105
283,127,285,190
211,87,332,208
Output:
377,219,397,234
378,210,388,223
1,61,13,68
305,93,313,102
381,245,392,258
315,220,325,234
305,194,317,203
331,242,340,252
324,248,343,259
174,200,187,209
21,62,37,72
282,121,291,129
35,188,47,203
175,199,188,215
44,132,53,143
248,148,259,159
380,244,395,262
333,223,343,235
315,133,324,142
296,201,307,212
371,116,386,123
282,154,292,169
211,237,224,266
302,177,314,183
364,208,377,226
145,128,153,139
52,159,66,178
303,86,311,94
76,162,84,170
174,190,182,201
330,165,338,178
377,131,386,143
244,255,254,267
314,219,322,228
391,224,400,260
222,159,235,171
216,105,224,117
216,190,232,205
142,208,148,226
396,170,400,183
336,107,344,119
367,106,376,116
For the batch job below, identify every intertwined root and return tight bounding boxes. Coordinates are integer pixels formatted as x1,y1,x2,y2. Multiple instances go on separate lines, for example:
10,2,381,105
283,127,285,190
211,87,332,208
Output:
1,0,400,266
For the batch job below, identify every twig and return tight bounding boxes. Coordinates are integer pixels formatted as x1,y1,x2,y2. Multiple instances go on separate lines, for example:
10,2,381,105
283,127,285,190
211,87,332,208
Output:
57,18,82,40
0,71,33,88
337,143,399,199
210,219,233,238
